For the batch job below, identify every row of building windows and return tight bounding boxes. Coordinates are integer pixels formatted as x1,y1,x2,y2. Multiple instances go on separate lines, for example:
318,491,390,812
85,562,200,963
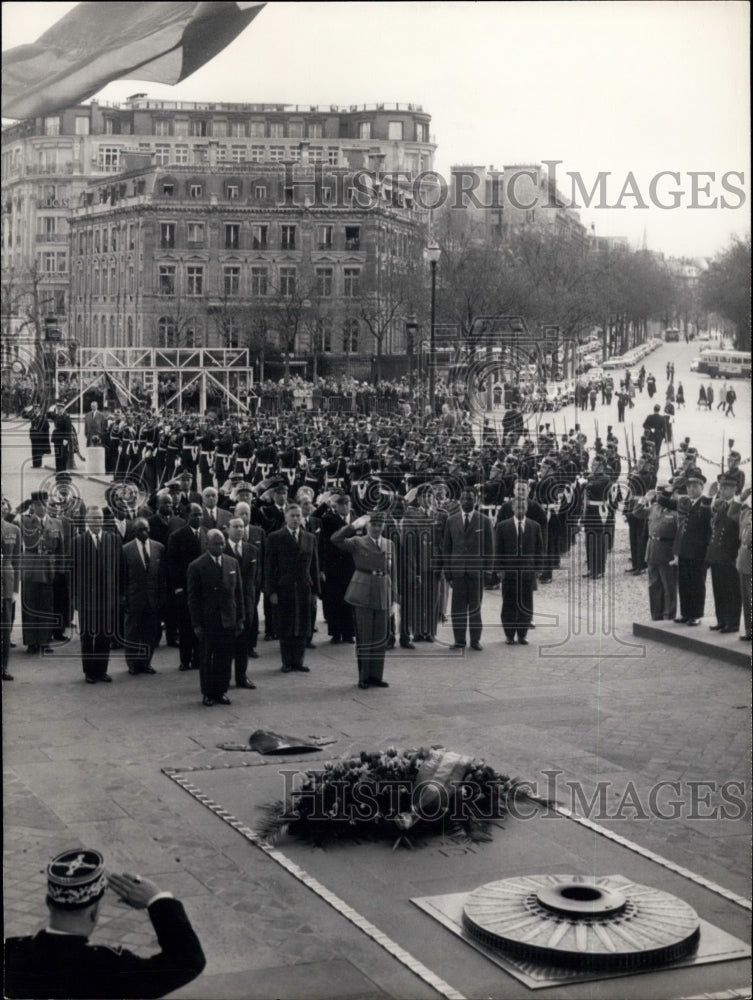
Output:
76,226,138,254
156,178,374,203
156,263,360,298
73,221,363,256
74,314,361,353
78,314,137,347
155,221,360,251
75,262,136,297
64,116,431,143
73,258,362,299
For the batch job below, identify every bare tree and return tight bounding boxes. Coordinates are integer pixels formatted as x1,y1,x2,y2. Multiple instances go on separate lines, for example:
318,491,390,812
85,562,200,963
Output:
353,254,423,380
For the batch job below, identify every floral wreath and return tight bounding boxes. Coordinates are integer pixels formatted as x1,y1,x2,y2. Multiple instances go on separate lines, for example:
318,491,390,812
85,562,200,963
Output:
260,746,525,849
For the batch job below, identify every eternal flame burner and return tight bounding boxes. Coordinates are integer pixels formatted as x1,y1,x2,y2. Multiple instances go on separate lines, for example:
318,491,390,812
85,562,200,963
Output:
462,874,700,971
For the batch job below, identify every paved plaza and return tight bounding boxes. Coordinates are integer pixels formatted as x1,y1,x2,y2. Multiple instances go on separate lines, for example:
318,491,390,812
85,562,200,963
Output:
2,341,751,999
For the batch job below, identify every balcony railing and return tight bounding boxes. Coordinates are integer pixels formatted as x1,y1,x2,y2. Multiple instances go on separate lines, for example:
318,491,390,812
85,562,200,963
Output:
25,162,82,175
121,98,427,114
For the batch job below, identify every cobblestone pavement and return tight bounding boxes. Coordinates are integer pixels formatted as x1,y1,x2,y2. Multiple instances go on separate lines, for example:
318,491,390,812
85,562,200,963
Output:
3,581,750,998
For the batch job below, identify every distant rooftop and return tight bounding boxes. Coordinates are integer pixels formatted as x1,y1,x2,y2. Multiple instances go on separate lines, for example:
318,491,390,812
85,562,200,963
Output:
95,98,428,115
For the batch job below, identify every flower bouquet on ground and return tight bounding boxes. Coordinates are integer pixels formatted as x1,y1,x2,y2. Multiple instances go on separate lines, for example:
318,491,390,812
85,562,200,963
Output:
259,746,525,849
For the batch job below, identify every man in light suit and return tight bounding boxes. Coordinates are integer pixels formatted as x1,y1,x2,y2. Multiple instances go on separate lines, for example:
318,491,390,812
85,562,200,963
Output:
83,400,106,447
331,511,397,688
442,487,494,651
265,504,320,674
122,519,166,675
187,529,244,706
225,517,261,689
494,491,543,645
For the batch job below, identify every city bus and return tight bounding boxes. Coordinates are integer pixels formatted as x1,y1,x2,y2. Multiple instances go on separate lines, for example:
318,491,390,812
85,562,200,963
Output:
693,349,751,378
664,327,680,342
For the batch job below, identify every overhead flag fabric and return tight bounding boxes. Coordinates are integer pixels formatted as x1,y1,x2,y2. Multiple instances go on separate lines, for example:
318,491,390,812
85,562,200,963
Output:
2,1,266,121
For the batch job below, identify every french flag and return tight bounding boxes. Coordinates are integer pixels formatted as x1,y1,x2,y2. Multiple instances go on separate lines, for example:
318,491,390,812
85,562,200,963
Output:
2,1,266,121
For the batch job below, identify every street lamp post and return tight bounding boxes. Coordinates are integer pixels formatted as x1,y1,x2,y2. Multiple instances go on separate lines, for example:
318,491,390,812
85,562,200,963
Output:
426,241,440,412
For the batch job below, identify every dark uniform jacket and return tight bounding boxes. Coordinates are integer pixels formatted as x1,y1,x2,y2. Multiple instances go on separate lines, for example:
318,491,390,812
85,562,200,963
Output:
705,502,740,565
659,495,712,560
4,897,205,999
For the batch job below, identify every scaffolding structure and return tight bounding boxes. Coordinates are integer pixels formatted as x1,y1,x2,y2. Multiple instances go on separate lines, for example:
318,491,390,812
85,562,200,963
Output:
57,347,256,416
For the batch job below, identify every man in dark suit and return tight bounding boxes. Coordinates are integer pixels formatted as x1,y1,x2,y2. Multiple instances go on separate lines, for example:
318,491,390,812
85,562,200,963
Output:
147,491,185,647
402,484,445,642
51,401,77,476
382,496,415,649
29,406,50,468
188,528,244,705
320,492,356,644
265,503,320,673
4,847,205,999
122,520,166,675
83,400,106,447
256,482,288,638
442,487,494,651
225,517,261,689
658,468,712,626
494,491,543,645
166,504,207,671
298,490,323,642
232,500,265,654
73,506,122,682
642,404,666,458
200,486,230,532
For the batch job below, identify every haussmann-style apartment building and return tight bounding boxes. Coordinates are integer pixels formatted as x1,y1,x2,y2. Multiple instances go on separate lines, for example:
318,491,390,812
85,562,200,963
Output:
1,95,437,378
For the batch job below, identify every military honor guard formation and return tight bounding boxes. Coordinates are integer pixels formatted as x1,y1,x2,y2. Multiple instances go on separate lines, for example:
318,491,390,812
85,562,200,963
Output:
3,357,750,699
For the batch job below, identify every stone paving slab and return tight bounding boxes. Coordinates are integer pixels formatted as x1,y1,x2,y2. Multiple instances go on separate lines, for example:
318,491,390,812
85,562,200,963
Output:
172,960,391,1000
3,587,751,1000
172,765,750,1000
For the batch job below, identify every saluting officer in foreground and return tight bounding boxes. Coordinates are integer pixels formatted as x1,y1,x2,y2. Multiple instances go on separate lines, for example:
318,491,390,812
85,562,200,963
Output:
4,847,205,998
